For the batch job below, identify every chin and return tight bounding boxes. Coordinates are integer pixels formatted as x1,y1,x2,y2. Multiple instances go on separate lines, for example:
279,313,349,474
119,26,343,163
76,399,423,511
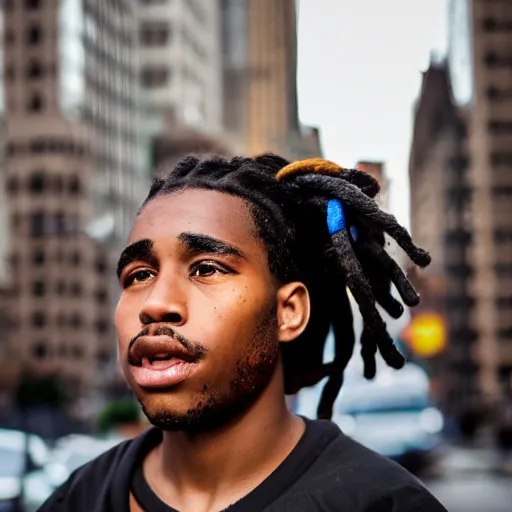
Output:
138,394,228,433
135,383,264,434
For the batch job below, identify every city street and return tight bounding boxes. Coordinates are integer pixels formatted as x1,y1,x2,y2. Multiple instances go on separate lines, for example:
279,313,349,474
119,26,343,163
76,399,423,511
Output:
421,444,512,512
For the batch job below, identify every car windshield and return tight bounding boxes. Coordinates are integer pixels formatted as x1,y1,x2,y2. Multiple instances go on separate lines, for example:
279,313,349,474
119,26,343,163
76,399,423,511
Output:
337,387,430,415
0,447,25,477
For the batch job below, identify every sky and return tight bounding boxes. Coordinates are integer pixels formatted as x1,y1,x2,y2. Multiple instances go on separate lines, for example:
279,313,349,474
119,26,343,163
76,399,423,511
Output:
297,0,448,228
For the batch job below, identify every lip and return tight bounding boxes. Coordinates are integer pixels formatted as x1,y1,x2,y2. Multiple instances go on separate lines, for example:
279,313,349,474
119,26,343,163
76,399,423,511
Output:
128,334,201,389
130,358,197,389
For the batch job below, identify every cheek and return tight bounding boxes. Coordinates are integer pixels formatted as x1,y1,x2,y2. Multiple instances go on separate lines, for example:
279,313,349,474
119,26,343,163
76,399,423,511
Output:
194,286,275,354
115,295,140,349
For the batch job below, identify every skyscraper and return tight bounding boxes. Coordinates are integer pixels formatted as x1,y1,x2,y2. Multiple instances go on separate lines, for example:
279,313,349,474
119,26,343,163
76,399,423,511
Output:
138,0,223,136
221,0,321,159
408,62,472,408
1,0,146,399
440,0,512,399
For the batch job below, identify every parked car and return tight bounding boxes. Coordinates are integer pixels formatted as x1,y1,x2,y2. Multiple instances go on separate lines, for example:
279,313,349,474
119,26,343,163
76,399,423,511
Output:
295,360,444,473
0,428,52,512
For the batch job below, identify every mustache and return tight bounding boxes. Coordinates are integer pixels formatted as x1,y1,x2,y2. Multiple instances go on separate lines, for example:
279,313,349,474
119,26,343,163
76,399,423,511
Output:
127,325,208,363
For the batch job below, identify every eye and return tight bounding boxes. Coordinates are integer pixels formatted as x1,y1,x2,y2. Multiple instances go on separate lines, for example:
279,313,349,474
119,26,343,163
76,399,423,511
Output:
122,269,155,288
190,262,229,278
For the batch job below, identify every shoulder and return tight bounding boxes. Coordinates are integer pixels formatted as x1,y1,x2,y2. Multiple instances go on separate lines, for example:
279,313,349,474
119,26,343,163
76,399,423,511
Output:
38,429,161,511
296,421,447,511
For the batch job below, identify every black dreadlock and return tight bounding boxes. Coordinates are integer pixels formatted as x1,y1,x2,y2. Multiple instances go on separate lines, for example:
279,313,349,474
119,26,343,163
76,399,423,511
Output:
139,154,430,420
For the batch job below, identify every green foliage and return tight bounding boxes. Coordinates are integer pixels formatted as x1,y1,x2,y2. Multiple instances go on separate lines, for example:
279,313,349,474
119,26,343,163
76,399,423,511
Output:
15,371,67,410
96,398,141,433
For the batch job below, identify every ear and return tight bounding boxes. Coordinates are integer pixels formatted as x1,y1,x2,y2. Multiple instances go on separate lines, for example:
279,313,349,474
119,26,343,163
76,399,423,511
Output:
276,282,310,343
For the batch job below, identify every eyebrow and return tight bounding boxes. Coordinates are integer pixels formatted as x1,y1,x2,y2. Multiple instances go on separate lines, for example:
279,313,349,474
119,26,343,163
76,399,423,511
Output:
177,232,244,258
116,239,157,278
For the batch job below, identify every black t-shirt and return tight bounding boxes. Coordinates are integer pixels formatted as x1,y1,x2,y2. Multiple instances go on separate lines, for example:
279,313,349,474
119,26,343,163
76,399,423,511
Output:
37,418,447,511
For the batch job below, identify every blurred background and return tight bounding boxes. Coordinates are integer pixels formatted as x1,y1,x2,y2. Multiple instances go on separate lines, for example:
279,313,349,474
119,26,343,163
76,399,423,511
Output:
0,0,511,511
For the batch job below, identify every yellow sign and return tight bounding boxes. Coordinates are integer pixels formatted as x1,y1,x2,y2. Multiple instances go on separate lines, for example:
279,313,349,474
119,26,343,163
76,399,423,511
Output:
405,313,446,358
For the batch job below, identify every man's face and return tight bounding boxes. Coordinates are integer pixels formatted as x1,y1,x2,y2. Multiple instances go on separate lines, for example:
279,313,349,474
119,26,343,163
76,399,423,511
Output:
115,189,281,432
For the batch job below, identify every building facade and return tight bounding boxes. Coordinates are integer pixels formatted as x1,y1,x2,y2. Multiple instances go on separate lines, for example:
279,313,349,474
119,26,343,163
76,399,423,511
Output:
356,161,390,211
408,63,474,409
138,0,223,136
448,0,512,399
1,0,146,402
221,0,320,159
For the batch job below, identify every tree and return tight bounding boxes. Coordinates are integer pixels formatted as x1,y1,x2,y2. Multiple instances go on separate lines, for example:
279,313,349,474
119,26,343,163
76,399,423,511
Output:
96,398,141,434
15,370,67,410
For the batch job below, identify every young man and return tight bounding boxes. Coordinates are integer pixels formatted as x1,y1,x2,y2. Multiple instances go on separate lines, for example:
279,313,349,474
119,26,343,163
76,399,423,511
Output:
39,155,447,511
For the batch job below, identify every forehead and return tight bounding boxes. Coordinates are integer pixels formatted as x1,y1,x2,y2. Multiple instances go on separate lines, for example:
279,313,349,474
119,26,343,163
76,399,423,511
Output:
128,188,259,248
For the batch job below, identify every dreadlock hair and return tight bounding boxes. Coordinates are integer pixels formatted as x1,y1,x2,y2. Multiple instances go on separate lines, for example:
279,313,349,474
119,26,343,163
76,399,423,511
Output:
140,154,431,420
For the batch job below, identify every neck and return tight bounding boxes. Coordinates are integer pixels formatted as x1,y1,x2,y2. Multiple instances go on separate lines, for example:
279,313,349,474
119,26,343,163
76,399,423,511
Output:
143,373,304,510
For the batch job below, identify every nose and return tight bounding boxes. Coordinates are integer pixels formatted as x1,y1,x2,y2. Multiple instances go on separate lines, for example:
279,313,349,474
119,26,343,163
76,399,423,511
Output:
139,272,187,326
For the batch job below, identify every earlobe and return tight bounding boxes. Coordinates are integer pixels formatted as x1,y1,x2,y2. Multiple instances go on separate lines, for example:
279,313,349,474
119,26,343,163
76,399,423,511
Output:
277,282,310,343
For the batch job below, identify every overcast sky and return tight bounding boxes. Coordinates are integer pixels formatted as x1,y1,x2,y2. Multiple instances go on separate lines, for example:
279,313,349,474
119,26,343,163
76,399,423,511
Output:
297,0,448,228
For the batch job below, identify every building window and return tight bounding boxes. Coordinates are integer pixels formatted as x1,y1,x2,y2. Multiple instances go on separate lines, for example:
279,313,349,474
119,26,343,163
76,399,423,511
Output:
33,249,45,265
5,65,15,80
449,155,469,173
25,0,42,8
70,314,83,329
95,319,109,334
11,214,21,230
70,283,82,297
485,86,512,102
32,342,47,360
7,177,19,194
27,25,42,45
141,67,170,88
70,252,81,266
72,346,84,359
53,176,63,193
29,171,45,193
55,212,66,233
488,120,512,134
6,143,19,156
492,186,512,198
95,289,108,304
27,93,44,113
56,280,66,295
29,212,46,237
495,263,512,278
139,22,171,46
95,258,108,274
32,281,45,297
69,176,81,195
482,18,512,32
24,138,85,155
444,229,472,245
494,229,512,244
31,311,46,328
5,30,15,45
484,51,512,69
446,263,473,278
26,60,43,79
445,296,475,309
96,350,111,367
490,152,512,167
498,328,512,339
